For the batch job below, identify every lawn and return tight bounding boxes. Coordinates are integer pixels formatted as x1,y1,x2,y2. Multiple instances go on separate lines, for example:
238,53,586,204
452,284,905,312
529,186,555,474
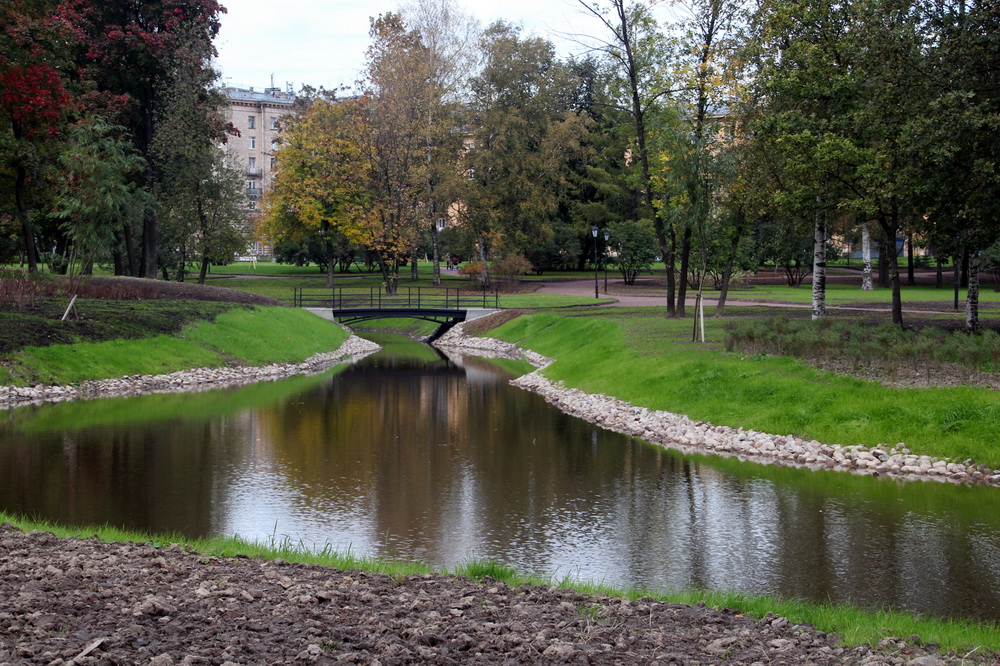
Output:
484,307,1000,467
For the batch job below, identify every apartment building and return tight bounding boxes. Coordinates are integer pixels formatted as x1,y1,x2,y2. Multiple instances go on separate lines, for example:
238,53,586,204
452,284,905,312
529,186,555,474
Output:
223,85,298,256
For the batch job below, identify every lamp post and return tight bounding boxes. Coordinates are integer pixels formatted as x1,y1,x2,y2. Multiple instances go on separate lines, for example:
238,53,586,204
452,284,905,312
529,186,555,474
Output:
591,226,599,298
603,230,610,293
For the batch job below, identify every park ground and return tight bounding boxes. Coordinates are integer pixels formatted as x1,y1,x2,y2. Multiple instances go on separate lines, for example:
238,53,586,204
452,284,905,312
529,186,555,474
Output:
2,262,1000,662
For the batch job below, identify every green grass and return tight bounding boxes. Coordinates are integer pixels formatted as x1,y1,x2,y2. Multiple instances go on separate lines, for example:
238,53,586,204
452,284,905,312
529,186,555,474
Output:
3,510,999,653
484,309,1000,467
1,307,349,386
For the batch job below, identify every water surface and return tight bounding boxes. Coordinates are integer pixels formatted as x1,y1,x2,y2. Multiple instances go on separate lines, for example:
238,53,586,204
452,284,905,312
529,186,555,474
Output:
2,334,999,621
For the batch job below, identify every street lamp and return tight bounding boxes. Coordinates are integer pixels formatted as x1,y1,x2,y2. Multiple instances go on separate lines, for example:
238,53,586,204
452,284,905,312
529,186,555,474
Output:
591,226,600,298
603,230,610,293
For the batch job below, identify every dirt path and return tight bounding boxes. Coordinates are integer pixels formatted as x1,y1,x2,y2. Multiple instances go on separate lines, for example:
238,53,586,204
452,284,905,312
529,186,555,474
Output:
1,525,988,665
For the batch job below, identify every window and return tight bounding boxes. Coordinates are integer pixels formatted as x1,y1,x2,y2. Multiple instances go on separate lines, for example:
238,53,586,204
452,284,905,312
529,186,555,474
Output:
437,217,446,231
248,136,256,149
248,199,257,210
467,167,475,180
247,115,255,129
270,116,279,130
248,156,256,168
270,139,278,151
270,157,277,170
247,180,255,190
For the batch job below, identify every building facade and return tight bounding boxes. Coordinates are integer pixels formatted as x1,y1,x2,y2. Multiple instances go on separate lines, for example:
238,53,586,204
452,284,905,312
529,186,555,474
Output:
223,86,297,257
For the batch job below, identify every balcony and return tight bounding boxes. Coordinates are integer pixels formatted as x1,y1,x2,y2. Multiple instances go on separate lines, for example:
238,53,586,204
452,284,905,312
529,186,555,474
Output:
246,188,262,196
247,167,262,177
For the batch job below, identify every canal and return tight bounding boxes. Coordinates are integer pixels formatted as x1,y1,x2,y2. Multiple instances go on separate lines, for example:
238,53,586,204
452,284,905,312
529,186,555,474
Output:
2,333,999,622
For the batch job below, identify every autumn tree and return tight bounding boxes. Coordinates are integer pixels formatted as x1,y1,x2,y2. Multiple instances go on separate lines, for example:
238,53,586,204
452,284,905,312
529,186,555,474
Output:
353,13,436,293
263,96,371,288
401,0,479,285
0,0,76,272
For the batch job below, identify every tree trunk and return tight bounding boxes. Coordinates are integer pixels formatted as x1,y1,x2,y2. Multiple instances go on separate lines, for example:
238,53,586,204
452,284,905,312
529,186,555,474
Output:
879,209,903,327
906,233,916,286
141,198,158,278
14,161,38,273
861,221,873,290
715,208,746,317
935,254,943,288
665,225,676,316
431,214,441,286
811,205,827,320
966,248,980,334
122,222,139,276
198,257,210,285
676,226,692,317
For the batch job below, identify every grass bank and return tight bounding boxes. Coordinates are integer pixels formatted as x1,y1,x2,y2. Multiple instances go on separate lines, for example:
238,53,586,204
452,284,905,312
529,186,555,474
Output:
0,306,349,387
481,309,1000,467
2,511,997,653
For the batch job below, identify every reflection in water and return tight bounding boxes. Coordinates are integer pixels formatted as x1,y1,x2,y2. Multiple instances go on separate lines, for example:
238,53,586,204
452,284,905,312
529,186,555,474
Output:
2,336,1000,622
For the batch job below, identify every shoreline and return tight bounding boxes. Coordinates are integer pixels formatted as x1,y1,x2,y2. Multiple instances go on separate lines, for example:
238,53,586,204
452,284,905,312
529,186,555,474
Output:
433,318,1000,488
0,333,382,410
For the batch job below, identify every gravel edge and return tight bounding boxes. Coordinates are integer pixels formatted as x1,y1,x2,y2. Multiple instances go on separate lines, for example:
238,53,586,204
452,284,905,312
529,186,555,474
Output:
0,332,381,410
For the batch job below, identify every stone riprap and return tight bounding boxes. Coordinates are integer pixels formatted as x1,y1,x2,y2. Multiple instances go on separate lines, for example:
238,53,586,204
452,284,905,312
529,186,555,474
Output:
435,320,1000,488
0,334,381,410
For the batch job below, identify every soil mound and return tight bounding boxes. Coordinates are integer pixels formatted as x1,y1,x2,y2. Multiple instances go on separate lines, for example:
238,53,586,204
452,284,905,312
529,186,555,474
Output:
0,525,990,664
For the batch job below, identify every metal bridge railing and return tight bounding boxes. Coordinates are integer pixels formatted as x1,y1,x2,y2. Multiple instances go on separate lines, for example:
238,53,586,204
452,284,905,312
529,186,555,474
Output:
293,286,500,310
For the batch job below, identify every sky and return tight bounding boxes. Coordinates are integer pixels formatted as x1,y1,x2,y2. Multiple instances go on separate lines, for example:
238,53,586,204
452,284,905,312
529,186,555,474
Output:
214,0,627,93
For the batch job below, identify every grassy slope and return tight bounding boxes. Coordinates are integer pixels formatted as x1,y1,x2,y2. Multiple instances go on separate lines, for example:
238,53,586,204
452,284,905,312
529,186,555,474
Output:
486,310,1000,467
1,306,349,386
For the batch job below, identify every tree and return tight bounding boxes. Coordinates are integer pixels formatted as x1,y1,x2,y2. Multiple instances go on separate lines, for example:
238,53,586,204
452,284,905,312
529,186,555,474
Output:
152,26,245,284
746,0,928,327
573,0,679,313
607,219,658,284
0,0,76,272
654,0,744,320
263,96,371,288
462,22,588,285
73,0,227,278
907,0,1000,333
401,0,478,285
51,115,147,287
355,13,435,293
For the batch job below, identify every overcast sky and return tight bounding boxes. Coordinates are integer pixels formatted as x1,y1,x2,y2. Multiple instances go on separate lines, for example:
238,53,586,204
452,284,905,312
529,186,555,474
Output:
214,0,650,93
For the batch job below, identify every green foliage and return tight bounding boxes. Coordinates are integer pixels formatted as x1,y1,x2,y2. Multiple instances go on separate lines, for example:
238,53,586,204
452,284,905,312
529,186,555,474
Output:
51,116,148,279
462,22,588,267
607,219,658,284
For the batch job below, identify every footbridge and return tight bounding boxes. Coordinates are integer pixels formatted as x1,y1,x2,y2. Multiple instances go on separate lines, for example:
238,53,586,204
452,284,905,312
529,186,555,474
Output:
295,287,501,330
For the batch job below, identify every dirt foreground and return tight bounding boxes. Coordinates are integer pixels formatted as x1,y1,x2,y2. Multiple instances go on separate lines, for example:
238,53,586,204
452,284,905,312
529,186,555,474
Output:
1,525,993,665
